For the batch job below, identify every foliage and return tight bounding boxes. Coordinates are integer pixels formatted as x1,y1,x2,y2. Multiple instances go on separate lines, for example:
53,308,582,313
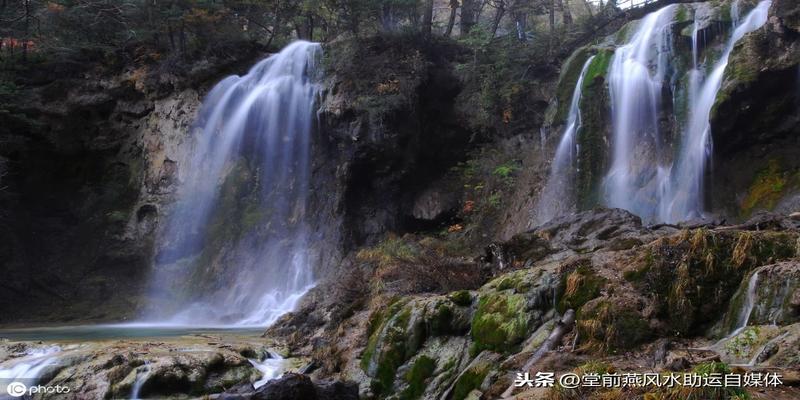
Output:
724,326,763,358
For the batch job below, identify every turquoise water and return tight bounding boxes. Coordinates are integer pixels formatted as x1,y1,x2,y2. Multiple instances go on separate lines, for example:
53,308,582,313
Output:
0,324,264,341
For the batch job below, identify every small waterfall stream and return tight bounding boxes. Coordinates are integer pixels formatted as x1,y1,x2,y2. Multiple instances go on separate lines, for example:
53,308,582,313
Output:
130,361,151,400
148,41,323,327
536,56,596,223
0,346,61,395
661,0,772,222
248,351,284,389
728,267,762,338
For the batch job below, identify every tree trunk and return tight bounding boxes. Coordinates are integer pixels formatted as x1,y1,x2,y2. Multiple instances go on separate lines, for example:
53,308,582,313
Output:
490,1,506,37
561,0,573,26
549,0,556,34
500,310,576,399
445,0,458,37
296,14,314,40
582,0,594,17
461,0,477,36
422,0,434,36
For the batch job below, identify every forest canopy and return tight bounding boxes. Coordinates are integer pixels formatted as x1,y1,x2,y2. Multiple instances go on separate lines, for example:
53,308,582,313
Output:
0,0,608,63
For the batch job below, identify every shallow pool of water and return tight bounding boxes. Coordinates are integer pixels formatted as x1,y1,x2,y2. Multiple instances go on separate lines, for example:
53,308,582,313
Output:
0,324,264,342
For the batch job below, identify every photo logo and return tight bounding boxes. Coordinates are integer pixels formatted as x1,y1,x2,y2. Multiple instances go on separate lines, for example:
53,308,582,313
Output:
6,382,27,397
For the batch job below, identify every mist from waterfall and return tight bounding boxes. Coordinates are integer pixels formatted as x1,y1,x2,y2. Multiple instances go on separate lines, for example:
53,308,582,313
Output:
146,41,323,327
601,0,771,223
536,56,595,224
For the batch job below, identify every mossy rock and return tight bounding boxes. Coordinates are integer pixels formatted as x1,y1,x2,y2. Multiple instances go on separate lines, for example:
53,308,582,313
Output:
448,352,499,400
740,159,799,217
635,229,798,335
470,269,556,354
400,355,436,400
471,291,530,354
581,49,613,91
557,263,605,313
553,47,593,123
361,295,472,396
576,298,650,352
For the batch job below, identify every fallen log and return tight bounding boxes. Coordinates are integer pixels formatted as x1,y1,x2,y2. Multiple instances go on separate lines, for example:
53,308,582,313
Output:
500,309,575,398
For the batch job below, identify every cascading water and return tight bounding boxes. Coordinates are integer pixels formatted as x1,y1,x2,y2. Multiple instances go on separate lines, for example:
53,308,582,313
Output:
147,41,323,327
728,267,762,338
536,56,595,224
661,0,772,222
0,346,61,395
600,0,772,223
603,5,676,222
248,351,284,389
130,361,151,400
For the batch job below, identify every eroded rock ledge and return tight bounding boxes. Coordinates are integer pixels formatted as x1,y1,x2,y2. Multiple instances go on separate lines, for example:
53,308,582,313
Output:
268,207,800,399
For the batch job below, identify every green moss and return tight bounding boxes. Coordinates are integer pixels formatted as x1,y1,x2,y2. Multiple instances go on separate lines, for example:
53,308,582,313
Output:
361,300,421,396
554,47,593,123
675,5,691,23
575,62,611,210
613,21,635,43
373,308,412,395
451,368,489,400
448,290,473,307
581,49,613,91
471,291,530,353
741,159,789,216
557,265,605,313
361,299,406,371
724,326,763,358
429,302,455,336
401,355,436,400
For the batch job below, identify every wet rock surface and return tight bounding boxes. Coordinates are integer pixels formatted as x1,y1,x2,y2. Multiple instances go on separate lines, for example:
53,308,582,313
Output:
0,333,300,400
267,205,800,399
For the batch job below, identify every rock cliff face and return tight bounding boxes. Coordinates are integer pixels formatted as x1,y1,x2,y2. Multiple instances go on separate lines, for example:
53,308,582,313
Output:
0,48,262,323
710,0,800,218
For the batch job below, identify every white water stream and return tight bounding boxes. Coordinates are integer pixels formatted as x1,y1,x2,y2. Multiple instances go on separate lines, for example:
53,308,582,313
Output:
0,346,62,397
536,56,596,223
148,41,323,327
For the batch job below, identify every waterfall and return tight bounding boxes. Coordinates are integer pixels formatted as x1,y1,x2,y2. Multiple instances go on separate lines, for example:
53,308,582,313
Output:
536,56,595,224
603,5,676,222
728,268,762,338
0,346,61,395
732,0,742,27
130,361,151,400
661,0,772,222
148,41,323,327
601,0,772,223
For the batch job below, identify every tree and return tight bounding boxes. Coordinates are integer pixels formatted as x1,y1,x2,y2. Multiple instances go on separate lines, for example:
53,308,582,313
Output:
460,0,477,36
488,0,506,37
560,0,572,26
445,0,458,37
421,0,433,36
